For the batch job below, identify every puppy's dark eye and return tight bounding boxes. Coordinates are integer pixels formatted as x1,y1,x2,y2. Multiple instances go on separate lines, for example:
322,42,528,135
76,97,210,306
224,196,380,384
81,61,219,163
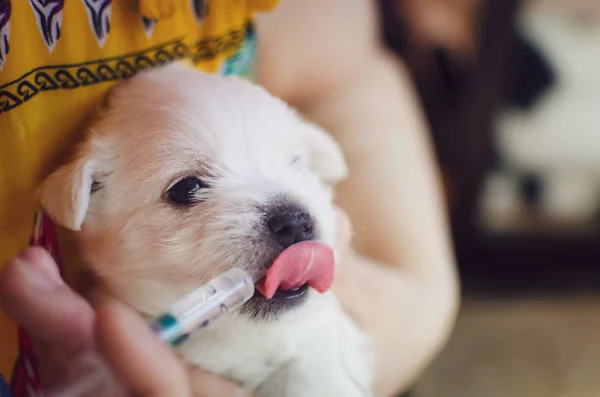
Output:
167,177,206,204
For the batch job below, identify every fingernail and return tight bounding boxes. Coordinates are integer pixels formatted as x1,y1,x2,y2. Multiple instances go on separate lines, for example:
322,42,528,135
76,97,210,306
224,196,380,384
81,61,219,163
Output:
13,253,64,292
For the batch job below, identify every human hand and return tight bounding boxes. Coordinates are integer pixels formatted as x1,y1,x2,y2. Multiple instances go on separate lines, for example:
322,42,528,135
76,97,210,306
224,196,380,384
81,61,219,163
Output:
0,247,243,397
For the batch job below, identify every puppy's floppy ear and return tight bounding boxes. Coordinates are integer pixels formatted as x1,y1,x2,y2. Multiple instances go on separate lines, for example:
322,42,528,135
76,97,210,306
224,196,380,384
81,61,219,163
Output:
39,141,98,231
300,120,348,185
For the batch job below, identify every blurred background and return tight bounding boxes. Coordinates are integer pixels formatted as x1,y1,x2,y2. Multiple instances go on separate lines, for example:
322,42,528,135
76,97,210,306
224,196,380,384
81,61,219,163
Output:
378,0,600,396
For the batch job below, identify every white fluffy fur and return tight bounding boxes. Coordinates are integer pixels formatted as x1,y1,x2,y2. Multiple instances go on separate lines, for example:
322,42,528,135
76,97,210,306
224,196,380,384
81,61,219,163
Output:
40,63,373,396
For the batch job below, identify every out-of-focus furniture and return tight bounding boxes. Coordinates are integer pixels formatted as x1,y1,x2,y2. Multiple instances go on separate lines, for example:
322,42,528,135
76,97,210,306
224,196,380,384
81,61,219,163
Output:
380,0,600,295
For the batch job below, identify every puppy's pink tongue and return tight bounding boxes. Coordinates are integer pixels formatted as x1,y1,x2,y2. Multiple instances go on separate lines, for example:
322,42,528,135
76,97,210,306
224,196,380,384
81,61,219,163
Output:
255,241,335,299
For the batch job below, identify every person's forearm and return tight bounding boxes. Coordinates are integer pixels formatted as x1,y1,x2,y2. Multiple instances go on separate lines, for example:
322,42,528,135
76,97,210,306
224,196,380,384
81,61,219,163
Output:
299,51,459,395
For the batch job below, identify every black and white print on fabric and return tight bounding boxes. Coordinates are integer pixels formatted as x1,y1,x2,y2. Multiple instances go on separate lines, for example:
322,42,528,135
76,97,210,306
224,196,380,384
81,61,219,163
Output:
28,0,63,53
81,0,112,47
142,16,156,38
0,21,252,114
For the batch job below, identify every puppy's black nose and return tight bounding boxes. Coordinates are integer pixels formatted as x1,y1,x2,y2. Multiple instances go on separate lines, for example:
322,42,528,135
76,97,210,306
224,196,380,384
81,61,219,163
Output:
267,207,314,248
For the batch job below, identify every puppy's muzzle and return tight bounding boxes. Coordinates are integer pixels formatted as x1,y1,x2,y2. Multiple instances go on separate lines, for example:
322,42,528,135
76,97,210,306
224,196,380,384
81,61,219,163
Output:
242,204,318,319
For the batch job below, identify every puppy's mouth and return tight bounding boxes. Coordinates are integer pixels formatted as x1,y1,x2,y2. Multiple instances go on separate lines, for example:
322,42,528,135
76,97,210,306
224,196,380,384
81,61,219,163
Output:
241,241,335,320
254,241,335,299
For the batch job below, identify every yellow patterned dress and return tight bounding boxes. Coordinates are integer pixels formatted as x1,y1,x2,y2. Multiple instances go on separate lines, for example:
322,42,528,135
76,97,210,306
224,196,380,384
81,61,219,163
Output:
0,0,279,388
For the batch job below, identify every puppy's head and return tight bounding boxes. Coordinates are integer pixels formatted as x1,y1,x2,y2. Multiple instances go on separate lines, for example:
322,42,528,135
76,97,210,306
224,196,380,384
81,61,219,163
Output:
40,63,347,319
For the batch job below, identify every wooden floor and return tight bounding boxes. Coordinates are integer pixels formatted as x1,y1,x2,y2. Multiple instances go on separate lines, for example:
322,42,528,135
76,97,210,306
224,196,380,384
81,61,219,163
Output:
414,296,600,397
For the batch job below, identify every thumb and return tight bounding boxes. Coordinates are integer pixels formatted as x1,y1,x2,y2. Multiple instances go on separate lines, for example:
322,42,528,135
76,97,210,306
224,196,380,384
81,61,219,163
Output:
96,301,191,397
0,247,95,390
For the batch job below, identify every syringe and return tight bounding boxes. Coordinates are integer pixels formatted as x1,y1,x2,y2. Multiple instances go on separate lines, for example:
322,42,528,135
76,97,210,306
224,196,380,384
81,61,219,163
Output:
150,267,257,346
49,268,259,397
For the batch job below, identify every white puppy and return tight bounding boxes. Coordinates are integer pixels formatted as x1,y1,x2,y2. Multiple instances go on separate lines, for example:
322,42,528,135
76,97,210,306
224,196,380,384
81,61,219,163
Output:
40,63,373,397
